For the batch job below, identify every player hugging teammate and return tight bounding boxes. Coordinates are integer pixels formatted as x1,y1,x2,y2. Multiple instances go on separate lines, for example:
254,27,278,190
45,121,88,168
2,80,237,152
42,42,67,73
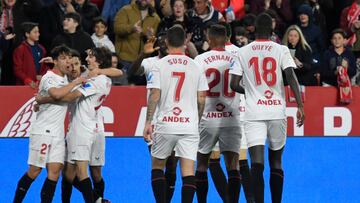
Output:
144,13,304,203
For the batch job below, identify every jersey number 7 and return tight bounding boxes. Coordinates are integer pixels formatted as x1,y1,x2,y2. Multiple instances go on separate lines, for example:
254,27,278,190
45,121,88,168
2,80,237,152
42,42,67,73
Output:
249,56,277,86
172,72,185,102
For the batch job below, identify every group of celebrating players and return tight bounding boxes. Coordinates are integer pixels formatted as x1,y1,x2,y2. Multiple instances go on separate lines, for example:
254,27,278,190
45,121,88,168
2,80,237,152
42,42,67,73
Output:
13,45,120,203
143,12,304,203
11,12,304,203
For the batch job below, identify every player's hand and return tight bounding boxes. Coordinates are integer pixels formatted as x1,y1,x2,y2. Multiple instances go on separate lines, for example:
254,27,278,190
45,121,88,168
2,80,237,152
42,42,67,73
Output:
144,36,159,55
29,81,38,89
133,20,142,34
143,121,153,143
33,103,40,112
35,94,45,104
39,57,54,64
73,76,87,85
296,106,305,127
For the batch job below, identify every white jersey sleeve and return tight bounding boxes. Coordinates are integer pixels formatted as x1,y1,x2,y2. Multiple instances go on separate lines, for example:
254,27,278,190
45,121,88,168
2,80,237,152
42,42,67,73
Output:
77,80,98,97
280,46,296,70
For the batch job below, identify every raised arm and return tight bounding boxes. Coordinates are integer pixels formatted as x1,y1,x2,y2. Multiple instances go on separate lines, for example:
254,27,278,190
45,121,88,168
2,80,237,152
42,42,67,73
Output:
284,67,305,127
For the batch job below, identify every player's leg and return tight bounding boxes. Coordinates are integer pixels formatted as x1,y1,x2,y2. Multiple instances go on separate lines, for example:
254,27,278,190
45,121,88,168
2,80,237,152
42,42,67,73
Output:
75,160,94,203
267,119,287,203
239,149,254,203
62,161,77,203
209,150,228,202
41,136,65,203
245,120,267,203
151,133,178,203
13,165,42,203
220,127,242,203
195,151,211,203
41,162,63,203
164,151,178,203
197,127,224,203
89,132,107,201
239,123,254,203
176,133,199,203
14,134,48,202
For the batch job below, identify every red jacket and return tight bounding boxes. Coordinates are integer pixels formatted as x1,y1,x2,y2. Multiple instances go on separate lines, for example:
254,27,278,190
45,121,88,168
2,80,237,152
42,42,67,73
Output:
13,41,48,85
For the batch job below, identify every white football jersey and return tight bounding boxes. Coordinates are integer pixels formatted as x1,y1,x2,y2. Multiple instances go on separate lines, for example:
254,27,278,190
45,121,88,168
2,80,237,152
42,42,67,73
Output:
225,43,246,121
147,54,209,134
69,75,112,136
31,70,68,137
142,56,160,77
230,40,296,120
195,49,241,127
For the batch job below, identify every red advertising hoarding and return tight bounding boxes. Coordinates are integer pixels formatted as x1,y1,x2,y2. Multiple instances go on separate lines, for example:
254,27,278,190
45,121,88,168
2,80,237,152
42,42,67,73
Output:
0,86,359,137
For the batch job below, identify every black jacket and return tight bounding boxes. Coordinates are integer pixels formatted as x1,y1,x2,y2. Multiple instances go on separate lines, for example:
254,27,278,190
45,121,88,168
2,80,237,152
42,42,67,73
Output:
288,44,317,86
73,0,100,35
39,2,66,52
51,30,95,63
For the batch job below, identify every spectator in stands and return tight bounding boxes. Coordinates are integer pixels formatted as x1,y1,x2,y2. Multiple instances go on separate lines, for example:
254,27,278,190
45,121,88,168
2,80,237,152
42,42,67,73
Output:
283,25,317,85
13,22,48,88
111,52,128,85
297,4,325,73
73,0,100,35
240,14,256,41
101,0,130,40
39,0,75,52
231,26,249,47
0,0,42,85
265,9,282,43
291,0,330,44
154,0,173,18
51,12,95,63
188,0,225,52
157,0,202,55
113,0,160,72
91,16,115,52
340,0,360,57
249,0,293,29
321,29,356,86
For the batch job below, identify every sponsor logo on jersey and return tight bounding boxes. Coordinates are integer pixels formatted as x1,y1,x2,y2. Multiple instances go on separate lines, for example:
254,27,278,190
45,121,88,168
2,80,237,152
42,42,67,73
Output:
206,111,233,118
83,83,91,88
264,90,274,99
146,72,153,82
257,90,281,106
216,103,225,111
161,107,190,123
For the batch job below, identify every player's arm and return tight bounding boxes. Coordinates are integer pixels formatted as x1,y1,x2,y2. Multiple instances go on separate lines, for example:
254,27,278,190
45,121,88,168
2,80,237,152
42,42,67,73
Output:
143,88,160,142
197,91,206,122
35,95,56,105
48,77,86,100
57,90,83,102
230,75,245,94
284,67,305,127
88,68,123,78
129,37,158,76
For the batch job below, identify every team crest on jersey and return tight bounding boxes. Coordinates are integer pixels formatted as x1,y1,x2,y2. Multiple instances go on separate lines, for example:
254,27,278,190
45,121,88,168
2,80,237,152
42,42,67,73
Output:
172,107,182,116
264,90,274,99
216,103,226,112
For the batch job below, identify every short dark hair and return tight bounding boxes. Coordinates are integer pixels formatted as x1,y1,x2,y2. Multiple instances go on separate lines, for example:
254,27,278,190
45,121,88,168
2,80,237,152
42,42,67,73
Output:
69,49,80,58
242,14,256,27
331,28,347,39
234,26,248,38
217,21,232,38
22,22,38,35
166,25,185,48
50,45,72,60
89,47,112,69
64,12,81,25
255,13,273,36
208,24,227,40
93,16,107,27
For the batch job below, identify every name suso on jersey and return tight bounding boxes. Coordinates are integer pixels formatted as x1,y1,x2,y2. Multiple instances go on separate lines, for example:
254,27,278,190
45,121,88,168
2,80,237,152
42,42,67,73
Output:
195,49,242,127
230,40,296,121
147,54,208,134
